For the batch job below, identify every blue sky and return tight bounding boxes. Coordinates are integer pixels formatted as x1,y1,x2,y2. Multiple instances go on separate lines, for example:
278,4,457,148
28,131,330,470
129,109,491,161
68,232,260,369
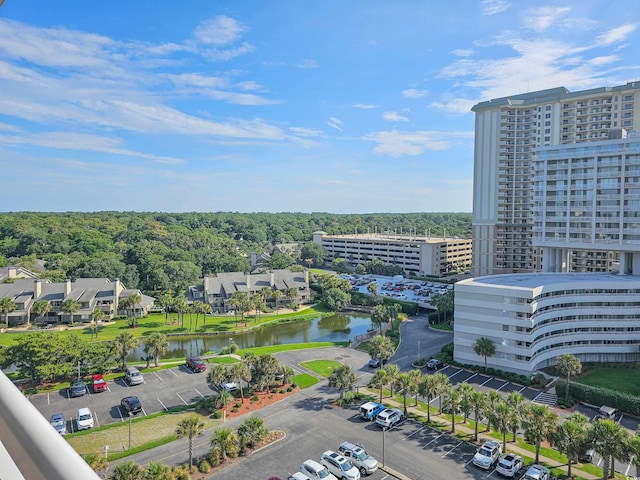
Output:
1,1,639,213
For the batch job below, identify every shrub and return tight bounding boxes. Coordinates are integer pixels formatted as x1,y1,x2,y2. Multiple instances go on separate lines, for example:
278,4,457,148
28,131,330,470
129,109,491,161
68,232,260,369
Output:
172,466,191,480
291,383,297,389
556,379,640,416
198,459,211,473
212,410,223,419
279,389,285,394
230,343,239,354
251,394,259,402
232,406,239,413
271,388,278,394
286,386,293,392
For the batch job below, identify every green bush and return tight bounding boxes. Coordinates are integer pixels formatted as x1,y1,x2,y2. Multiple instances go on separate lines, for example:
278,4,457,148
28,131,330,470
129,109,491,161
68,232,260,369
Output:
212,410,223,419
556,379,640,416
291,383,297,389
198,459,211,473
230,343,239,354
271,388,278,394
251,394,259,402
287,386,293,392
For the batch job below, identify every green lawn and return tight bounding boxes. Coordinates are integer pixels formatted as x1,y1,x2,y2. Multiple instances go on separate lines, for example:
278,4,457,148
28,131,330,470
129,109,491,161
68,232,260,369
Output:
574,366,640,396
301,359,342,378
235,342,347,356
292,373,319,389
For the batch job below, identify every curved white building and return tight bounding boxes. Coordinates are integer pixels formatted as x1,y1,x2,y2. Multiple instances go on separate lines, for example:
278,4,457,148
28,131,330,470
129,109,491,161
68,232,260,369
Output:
454,273,640,374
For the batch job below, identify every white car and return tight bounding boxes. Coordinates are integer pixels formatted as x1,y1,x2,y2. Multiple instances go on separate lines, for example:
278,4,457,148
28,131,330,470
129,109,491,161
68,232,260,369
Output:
496,453,524,477
320,450,360,480
472,440,501,470
374,408,404,429
338,441,378,475
300,459,337,480
520,464,550,480
288,473,312,480
76,407,94,430
220,380,238,392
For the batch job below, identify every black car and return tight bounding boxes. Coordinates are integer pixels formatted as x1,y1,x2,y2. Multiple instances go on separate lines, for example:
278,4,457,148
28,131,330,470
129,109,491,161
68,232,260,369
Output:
69,380,86,398
368,358,387,368
120,396,142,416
186,356,207,373
426,358,445,370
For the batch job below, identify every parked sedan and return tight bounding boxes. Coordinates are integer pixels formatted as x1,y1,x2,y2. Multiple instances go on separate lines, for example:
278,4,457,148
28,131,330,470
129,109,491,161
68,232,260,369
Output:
120,396,143,416
50,413,66,435
186,356,207,373
425,358,445,370
69,380,86,398
496,453,524,477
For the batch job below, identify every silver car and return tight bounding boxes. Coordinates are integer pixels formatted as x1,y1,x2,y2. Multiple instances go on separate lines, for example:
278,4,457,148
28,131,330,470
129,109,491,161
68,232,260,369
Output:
124,366,143,385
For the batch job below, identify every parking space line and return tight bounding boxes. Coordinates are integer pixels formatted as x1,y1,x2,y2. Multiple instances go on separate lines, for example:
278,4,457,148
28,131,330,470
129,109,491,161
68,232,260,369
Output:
618,415,624,424
141,408,147,417
93,411,99,428
625,456,634,477
176,392,188,405
47,392,50,405
422,432,444,448
158,398,168,411
496,382,509,392
168,368,179,377
448,369,463,380
404,425,426,439
517,385,526,393
442,441,462,457
467,373,478,382
480,377,494,386
195,388,205,398
153,371,164,381
486,468,497,478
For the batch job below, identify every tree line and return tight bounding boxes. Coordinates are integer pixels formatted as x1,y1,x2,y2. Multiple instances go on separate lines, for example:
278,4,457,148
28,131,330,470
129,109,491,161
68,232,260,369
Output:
0,212,471,293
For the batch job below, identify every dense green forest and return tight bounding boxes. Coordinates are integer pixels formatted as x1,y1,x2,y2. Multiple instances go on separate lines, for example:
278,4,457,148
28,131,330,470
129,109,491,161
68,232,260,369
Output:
0,212,471,293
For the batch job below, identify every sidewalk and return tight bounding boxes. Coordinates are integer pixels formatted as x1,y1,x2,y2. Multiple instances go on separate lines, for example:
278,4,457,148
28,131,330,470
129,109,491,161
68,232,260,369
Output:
360,388,600,480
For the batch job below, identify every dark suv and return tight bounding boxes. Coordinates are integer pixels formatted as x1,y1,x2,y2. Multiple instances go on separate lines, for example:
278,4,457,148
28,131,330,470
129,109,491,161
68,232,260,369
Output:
69,380,86,398
120,396,142,416
186,357,207,372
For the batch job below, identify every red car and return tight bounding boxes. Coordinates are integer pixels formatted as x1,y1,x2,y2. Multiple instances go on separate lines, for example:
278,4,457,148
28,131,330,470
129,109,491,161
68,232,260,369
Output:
92,374,108,393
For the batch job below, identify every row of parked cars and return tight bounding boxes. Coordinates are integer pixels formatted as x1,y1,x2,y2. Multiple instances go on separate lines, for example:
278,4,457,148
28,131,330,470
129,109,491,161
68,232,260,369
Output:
359,401,405,428
290,441,379,480
472,440,551,479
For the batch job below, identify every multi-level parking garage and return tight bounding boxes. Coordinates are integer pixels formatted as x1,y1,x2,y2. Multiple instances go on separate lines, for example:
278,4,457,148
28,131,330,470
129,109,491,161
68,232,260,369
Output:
454,272,640,375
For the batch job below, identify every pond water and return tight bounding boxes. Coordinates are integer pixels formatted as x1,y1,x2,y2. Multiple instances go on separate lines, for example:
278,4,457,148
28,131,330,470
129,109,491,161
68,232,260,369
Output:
129,313,373,361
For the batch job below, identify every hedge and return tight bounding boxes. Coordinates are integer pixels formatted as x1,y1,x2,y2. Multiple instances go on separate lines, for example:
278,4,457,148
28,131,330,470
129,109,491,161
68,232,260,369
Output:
556,379,640,416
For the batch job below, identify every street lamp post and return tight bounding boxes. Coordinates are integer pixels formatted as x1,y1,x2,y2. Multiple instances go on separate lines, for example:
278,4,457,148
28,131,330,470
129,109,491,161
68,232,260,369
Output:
382,426,386,468
228,337,233,350
128,413,132,451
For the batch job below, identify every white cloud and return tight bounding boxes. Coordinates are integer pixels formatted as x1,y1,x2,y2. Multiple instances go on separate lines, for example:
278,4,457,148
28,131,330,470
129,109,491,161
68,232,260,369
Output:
383,111,409,122
402,88,429,99
452,49,474,57
364,130,472,157
353,104,378,109
192,16,247,46
288,127,324,137
523,7,571,33
481,0,510,15
597,24,637,46
431,98,476,114
327,117,343,131
296,59,319,69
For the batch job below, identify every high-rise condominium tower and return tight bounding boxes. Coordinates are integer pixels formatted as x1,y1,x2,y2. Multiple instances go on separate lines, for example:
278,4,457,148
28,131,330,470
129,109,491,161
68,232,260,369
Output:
471,82,640,276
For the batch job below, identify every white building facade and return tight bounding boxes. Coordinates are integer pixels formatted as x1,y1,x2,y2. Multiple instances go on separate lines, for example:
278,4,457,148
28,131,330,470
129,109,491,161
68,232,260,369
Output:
312,231,472,277
471,82,640,276
454,273,640,374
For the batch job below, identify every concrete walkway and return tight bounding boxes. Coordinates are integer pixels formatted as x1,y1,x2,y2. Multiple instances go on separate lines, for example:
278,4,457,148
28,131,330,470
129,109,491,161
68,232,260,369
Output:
360,387,600,480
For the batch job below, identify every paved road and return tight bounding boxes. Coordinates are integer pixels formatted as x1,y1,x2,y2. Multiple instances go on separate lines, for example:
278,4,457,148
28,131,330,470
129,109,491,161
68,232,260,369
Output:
391,315,453,370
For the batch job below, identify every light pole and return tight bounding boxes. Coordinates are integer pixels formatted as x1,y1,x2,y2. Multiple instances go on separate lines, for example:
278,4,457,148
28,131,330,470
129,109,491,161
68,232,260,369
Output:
128,413,132,451
104,445,109,461
228,337,233,350
382,426,386,468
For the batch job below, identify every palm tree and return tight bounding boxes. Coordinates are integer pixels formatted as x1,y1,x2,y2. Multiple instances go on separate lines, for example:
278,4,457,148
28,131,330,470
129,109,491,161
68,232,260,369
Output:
90,308,105,338
370,305,388,334
230,361,251,403
383,364,400,397
143,462,171,480
31,299,51,326
589,419,630,479
555,354,582,402
328,363,357,400
472,337,496,368
250,293,263,322
457,382,475,424
286,287,299,308
144,332,169,367
237,415,269,450
469,390,487,441
128,291,142,325
443,385,462,433
112,331,141,370
432,372,450,414
554,412,590,479
207,363,228,389
175,414,206,470
280,365,295,385
273,289,283,315
210,427,240,463
505,391,526,442
192,301,205,331
61,298,81,326
371,368,391,403
485,390,502,432
366,281,378,297
110,461,143,480
156,292,173,325
172,295,187,328
418,374,439,423
368,334,395,366
394,371,415,416
492,401,511,452
408,369,422,406
523,403,559,464
200,301,212,329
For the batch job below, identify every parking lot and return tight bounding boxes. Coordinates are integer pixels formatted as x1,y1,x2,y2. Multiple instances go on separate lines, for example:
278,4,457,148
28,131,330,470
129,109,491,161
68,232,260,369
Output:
29,363,214,433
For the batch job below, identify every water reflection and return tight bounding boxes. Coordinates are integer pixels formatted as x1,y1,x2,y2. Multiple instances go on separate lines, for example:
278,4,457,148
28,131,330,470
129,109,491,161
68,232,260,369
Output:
129,313,372,361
